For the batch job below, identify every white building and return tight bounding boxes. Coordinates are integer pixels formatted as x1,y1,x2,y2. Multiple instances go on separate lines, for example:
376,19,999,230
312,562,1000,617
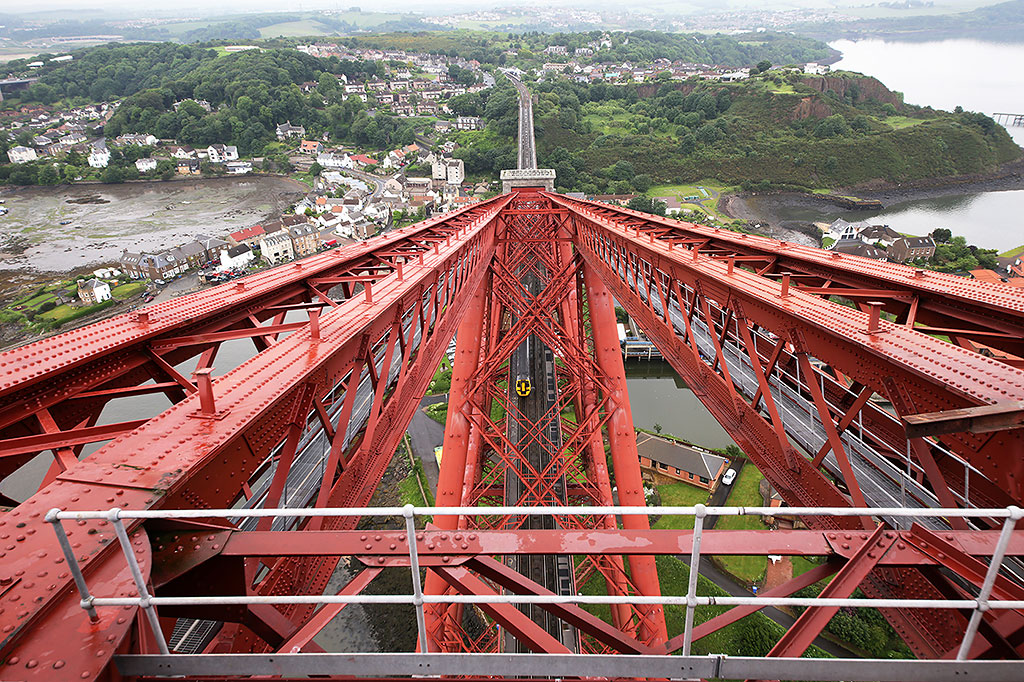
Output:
219,244,254,270
454,116,483,131
804,63,830,75
225,161,252,174
7,146,37,164
135,158,157,173
77,278,111,304
88,149,110,168
433,157,465,185
207,144,239,163
258,232,295,264
317,152,353,170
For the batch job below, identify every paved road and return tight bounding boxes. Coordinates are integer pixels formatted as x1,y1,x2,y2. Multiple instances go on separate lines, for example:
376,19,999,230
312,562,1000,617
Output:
704,458,745,529
407,394,446,495
342,167,388,198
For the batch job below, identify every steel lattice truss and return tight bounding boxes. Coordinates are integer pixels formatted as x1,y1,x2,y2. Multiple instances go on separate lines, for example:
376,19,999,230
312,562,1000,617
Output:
0,188,1024,680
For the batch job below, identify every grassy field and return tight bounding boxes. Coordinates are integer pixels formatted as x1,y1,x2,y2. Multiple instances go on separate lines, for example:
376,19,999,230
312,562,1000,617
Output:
259,20,334,38
428,356,453,396
713,464,768,584
1000,244,1024,258
885,116,926,130
651,480,710,531
647,180,737,219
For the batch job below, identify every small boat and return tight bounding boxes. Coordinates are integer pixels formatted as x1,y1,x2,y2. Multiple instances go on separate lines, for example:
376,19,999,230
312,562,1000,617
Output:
59,220,72,225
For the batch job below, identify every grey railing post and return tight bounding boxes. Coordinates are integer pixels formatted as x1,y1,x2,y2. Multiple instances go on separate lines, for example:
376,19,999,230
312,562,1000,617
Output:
45,508,100,622
404,504,430,654
682,503,707,656
107,508,170,655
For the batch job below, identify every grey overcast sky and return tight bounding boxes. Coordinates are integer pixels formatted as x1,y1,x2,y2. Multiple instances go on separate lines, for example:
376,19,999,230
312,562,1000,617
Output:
0,0,999,15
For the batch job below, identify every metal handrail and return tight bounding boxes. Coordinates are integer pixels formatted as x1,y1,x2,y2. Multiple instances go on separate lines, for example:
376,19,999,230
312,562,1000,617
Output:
46,504,1024,664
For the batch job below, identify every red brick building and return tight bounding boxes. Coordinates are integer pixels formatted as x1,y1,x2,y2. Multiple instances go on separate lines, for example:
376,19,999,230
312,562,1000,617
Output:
636,433,729,492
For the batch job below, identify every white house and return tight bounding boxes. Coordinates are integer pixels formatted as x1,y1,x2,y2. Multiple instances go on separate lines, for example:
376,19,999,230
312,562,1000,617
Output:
88,149,111,168
432,157,465,185
219,244,254,270
135,158,158,173
207,144,239,163
804,63,830,75
258,232,295,264
317,152,353,170
225,161,252,174
77,278,111,304
7,146,37,164
454,116,483,131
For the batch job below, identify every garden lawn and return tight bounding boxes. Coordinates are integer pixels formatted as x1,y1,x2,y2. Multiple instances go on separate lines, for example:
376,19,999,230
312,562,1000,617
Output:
651,480,710,531
714,464,768,583
112,282,145,299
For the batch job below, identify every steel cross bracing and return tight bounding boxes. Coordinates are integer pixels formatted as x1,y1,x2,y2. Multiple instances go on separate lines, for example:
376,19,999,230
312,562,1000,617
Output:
0,187,1023,679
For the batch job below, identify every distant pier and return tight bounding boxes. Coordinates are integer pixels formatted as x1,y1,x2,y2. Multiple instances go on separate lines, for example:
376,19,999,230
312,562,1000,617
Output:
994,112,1024,127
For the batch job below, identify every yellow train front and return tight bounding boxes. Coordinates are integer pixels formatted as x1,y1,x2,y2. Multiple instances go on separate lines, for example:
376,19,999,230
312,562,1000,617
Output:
515,374,532,398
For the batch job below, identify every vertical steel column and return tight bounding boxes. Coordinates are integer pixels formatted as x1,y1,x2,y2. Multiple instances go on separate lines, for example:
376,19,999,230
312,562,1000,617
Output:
423,279,489,647
583,261,668,644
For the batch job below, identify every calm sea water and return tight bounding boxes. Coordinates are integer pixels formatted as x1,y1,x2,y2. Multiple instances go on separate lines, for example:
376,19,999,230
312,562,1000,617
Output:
813,39,1024,251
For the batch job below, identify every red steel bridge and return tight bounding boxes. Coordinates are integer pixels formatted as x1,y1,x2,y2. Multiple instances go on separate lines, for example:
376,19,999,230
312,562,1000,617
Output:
1,84,1024,681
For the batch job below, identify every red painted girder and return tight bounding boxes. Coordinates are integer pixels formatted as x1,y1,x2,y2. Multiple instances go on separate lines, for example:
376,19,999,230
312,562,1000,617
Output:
559,196,1024,501
466,555,660,655
0,197,506,428
277,567,383,653
0,196,511,677
217,528,1024,563
433,565,572,654
561,201,977,656
554,193,1024,354
765,525,895,659
665,561,840,653
149,320,311,351
0,418,149,457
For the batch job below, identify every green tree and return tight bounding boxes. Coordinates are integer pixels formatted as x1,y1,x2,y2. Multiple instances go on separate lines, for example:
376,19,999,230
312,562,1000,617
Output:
755,60,772,74
626,196,666,216
37,164,60,186
931,228,952,243
101,166,126,184
632,174,652,193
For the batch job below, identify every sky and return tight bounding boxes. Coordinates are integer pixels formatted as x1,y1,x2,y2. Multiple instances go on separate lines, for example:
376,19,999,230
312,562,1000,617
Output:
0,0,998,16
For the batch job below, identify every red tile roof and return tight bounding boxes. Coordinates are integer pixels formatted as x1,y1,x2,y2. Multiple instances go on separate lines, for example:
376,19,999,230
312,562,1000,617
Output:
350,154,378,166
230,225,265,242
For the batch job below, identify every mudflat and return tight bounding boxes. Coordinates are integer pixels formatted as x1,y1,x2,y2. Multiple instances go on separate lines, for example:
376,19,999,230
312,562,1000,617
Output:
0,176,306,273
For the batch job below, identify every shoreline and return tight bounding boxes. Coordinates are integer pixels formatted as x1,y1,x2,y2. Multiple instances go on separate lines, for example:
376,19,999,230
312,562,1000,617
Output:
719,157,1024,243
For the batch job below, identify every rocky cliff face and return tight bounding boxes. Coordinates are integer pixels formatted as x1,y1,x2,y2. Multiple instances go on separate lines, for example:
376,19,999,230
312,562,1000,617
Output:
790,96,835,120
799,75,901,106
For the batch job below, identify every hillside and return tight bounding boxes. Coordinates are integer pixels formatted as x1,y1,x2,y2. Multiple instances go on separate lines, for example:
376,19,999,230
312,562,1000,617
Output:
524,70,1021,193
790,0,1024,42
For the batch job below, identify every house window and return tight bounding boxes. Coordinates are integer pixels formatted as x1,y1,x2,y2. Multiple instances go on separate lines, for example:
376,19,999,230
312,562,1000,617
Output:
657,462,667,470
699,477,708,484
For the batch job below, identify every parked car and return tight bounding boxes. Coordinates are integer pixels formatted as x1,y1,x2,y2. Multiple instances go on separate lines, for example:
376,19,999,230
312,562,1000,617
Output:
153,279,166,286
721,468,737,486
143,295,155,303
